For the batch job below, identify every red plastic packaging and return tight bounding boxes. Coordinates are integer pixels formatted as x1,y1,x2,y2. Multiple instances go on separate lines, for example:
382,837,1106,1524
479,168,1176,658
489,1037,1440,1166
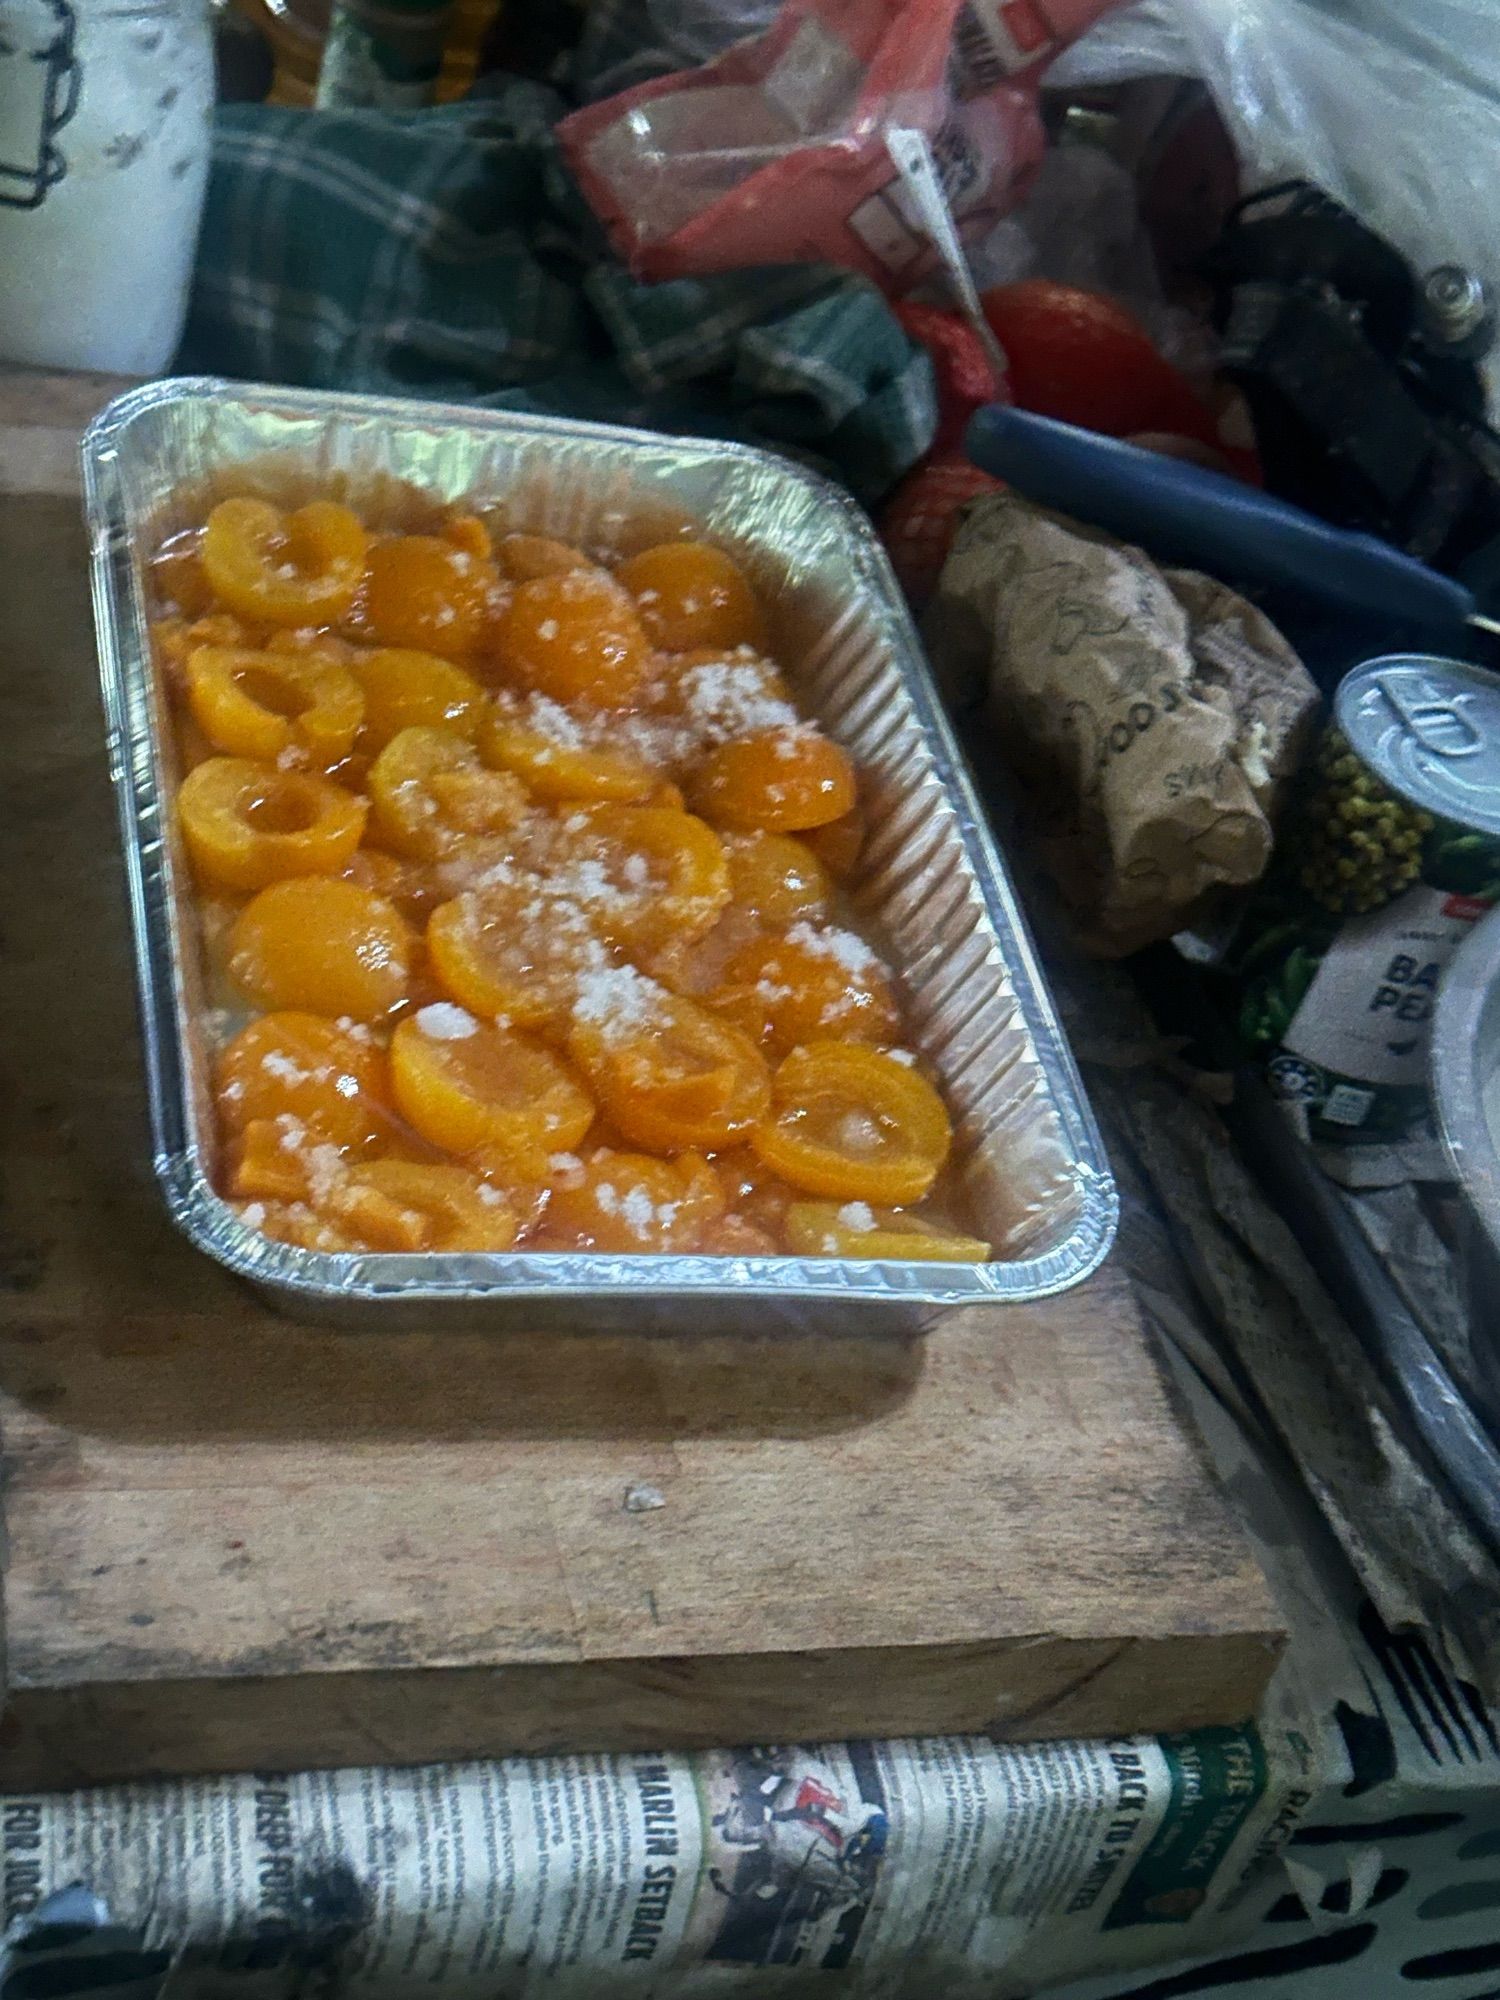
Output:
893,300,1007,452
559,0,1127,286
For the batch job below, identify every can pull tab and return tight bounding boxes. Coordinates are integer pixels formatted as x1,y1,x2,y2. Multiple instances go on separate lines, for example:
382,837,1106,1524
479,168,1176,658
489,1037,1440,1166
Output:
1375,674,1485,759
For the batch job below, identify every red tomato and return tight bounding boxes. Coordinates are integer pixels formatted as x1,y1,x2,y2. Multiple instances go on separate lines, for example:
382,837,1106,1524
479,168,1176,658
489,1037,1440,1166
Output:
980,279,1169,436
980,278,1261,480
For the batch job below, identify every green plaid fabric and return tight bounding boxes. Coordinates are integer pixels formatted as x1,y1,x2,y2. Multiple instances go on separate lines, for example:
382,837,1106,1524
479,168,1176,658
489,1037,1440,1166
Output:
179,93,937,503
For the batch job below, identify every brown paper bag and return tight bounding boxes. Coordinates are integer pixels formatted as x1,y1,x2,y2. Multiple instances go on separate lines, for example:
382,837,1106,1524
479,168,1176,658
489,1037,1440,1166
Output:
926,493,1321,957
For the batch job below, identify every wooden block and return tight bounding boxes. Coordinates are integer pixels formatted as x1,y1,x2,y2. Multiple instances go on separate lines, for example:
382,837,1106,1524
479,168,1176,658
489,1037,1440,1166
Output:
0,371,1283,1784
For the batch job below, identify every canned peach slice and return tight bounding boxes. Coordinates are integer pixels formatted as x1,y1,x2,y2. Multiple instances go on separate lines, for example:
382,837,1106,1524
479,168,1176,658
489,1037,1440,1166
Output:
688,729,856,832
709,925,899,1054
187,646,363,764
350,648,485,750
227,1119,319,1204
364,534,497,658
616,542,766,654
177,757,366,891
215,1011,390,1149
391,1008,595,1162
442,515,494,563
567,970,770,1153
784,1202,988,1261
751,1042,951,1204
563,803,731,951
322,1160,519,1253
369,725,530,859
202,498,368,627
481,691,655,803
800,803,866,880
721,829,831,928
495,570,651,709
545,1149,723,1252
497,533,595,582
427,884,603,1037
228,877,414,1020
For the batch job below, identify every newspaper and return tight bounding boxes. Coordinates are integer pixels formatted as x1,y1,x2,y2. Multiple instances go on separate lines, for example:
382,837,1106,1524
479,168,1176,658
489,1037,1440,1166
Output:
0,1717,1327,2000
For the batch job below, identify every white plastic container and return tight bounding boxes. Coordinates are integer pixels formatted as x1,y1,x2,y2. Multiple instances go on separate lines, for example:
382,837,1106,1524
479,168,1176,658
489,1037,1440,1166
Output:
0,0,213,374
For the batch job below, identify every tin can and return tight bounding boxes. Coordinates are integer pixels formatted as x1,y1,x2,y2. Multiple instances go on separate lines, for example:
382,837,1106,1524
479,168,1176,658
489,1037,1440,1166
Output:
1237,654,1500,1145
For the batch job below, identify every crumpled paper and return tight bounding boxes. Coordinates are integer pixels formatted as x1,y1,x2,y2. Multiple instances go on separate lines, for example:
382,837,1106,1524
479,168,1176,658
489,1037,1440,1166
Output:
927,493,1320,956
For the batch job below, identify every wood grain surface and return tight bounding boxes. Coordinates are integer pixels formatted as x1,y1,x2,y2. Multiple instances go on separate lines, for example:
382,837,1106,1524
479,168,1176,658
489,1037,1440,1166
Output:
0,369,1283,1785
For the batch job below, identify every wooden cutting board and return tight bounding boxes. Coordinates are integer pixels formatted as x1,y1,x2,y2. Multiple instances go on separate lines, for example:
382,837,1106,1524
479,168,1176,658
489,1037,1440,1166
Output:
0,369,1282,1786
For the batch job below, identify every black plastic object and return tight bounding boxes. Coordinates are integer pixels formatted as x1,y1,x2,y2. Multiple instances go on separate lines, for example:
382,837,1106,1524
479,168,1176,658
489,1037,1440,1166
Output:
1202,184,1500,584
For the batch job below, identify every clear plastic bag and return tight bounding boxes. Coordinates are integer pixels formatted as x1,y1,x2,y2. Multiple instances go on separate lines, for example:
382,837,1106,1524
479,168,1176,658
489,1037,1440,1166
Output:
645,0,781,65
1050,0,1500,323
559,0,1125,285
965,141,1210,370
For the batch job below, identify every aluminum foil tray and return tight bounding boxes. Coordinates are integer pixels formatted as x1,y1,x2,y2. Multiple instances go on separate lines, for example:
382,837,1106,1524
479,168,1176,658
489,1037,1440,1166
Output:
83,379,1116,1332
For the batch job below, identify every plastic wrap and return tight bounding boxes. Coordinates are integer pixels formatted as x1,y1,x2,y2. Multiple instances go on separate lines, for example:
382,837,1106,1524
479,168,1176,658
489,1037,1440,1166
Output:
82,379,1116,1333
559,0,1124,285
1051,0,1500,354
641,0,780,65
